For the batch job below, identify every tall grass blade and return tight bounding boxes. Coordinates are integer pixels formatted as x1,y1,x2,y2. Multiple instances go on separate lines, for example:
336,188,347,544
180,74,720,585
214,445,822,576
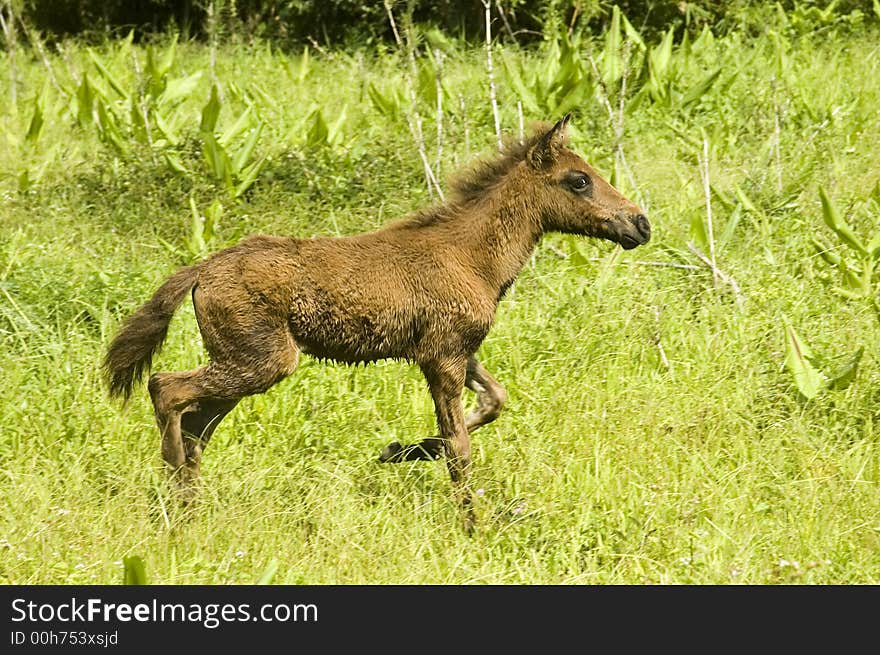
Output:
256,558,279,585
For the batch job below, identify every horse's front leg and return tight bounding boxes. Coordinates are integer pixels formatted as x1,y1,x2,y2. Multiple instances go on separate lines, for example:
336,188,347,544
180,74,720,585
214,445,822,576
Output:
379,356,506,463
417,357,474,531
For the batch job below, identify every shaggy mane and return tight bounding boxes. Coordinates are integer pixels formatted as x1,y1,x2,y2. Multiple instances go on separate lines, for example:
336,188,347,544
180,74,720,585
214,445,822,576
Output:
394,123,564,229
448,128,543,205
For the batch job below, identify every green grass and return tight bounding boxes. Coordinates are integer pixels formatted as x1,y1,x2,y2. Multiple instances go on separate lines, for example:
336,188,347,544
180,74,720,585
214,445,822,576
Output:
1,16,879,584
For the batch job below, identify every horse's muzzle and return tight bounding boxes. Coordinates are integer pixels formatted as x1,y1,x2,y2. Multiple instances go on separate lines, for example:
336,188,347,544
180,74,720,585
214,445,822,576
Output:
618,213,651,250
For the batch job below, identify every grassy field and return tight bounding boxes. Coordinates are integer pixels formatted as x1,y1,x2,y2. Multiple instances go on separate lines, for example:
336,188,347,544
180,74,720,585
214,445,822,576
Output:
1,9,879,584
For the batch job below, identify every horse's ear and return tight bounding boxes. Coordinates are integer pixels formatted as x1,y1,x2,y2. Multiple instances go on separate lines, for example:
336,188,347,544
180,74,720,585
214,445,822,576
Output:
527,114,571,170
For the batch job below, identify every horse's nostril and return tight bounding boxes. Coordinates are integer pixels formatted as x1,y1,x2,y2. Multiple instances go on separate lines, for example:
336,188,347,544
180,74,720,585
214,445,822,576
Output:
633,214,650,239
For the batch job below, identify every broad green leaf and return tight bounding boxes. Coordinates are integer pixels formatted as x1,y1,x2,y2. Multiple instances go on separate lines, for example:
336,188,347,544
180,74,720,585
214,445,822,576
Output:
202,132,232,188
200,84,222,134
867,231,880,260
501,51,539,116
367,82,400,117
123,556,147,585
734,186,759,214
833,286,866,301
680,67,722,109
145,46,164,99
112,30,135,68
691,25,715,56
76,74,96,128
860,258,874,293
829,347,863,390
327,106,347,146
159,71,203,106
220,107,256,149
650,28,675,81
88,49,128,99
621,11,646,51
718,204,742,252
204,199,222,242
811,236,841,267
130,100,146,141
189,194,200,224
688,214,709,252
842,264,866,292
233,123,263,174
234,156,267,198
96,100,128,155
24,96,44,143
17,169,31,192
163,152,188,175
552,84,588,120
153,112,179,146
158,34,178,79
417,61,439,107
602,6,622,84
297,46,310,82
305,108,328,147
784,325,824,400
188,198,205,254
819,186,868,255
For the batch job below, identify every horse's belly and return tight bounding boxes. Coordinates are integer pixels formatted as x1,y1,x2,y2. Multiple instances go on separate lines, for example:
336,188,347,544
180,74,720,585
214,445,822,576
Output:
290,308,426,364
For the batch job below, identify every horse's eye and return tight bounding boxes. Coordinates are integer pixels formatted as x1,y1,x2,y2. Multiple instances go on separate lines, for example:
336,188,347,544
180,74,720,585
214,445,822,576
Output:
568,174,591,194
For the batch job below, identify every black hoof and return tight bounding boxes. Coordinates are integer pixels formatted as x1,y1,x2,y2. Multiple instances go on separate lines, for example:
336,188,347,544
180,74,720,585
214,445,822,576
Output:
379,439,444,463
379,441,404,463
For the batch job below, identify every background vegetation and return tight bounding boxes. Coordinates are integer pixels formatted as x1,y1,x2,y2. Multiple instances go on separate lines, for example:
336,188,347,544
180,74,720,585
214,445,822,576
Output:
1,1,879,583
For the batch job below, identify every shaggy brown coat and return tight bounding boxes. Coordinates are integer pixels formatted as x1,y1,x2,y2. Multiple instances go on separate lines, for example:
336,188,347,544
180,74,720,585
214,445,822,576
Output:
104,116,650,530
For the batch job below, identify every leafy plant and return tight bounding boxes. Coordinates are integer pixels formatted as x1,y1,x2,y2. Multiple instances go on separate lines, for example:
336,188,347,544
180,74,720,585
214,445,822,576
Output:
629,24,732,113
186,196,223,258
812,185,880,317
784,323,863,400
368,81,404,118
199,83,267,198
502,29,593,119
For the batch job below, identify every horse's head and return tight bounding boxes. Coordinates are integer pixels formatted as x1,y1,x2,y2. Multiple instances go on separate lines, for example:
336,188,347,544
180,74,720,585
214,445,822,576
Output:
525,115,650,250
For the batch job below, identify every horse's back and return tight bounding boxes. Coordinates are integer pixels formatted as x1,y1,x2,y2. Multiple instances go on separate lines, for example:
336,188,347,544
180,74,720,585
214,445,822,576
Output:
192,229,495,364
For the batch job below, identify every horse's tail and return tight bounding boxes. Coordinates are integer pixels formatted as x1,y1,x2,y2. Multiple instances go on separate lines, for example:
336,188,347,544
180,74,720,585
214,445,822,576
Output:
103,265,200,401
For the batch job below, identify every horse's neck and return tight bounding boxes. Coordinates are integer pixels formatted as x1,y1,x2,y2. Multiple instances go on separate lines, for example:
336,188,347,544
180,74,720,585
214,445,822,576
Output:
461,195,542,294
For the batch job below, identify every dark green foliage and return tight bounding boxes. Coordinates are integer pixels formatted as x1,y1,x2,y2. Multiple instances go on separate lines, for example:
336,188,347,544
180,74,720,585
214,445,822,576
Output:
13,1,879,46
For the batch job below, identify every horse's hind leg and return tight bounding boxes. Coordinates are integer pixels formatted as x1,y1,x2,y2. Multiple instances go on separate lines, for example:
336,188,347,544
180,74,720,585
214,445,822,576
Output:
180,398,240,492
148,328,298,500
379,356,507,463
